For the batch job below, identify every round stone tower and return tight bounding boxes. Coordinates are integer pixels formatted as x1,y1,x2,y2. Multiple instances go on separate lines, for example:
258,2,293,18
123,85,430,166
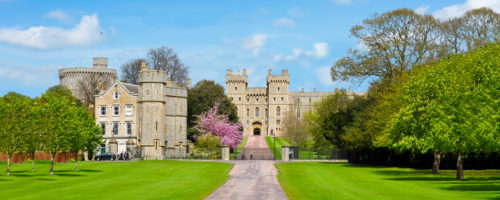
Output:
137,62,167,160
58,57,117,99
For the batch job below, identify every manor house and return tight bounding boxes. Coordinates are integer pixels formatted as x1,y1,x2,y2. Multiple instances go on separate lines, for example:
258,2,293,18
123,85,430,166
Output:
226,69,361,137
59,58,188,160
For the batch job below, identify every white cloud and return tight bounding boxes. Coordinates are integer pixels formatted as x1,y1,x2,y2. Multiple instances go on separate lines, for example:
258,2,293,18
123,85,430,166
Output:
274,18,295,28
415,5,430,15
332,0,352,5
0,62,62,85
433,0,500,20
276,42,329,62
45,9,71,23
306,42,328,58
0,13,103,49
241,34,267,56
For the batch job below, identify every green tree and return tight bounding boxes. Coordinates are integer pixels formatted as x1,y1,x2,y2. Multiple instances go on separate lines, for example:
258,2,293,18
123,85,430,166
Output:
307,90,369,148
67,106,102,171
331,8,439,82
39,85,78,175
282,102,310,147
0,92,31,175
187,80,238,140
24,98,41,172
385,44,500,179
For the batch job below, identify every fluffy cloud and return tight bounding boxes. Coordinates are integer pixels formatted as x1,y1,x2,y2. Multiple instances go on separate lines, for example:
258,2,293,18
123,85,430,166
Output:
276,42,329,62
433,0,500,19
45,9,71,23
0,13,103,49
241,34,267,56
332,0,352,5
415,5,430,15
274,18,295,28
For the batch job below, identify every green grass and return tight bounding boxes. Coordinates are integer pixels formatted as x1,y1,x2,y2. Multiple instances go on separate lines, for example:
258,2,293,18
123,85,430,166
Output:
0,160,233,200
266,136,290,159
276,162,500,200
231,137,248,160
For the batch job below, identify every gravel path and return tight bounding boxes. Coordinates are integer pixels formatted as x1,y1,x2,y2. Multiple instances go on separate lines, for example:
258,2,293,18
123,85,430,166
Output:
205,160,288,200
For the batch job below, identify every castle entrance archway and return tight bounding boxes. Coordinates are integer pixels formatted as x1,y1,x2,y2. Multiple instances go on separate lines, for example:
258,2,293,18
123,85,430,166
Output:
252,122,262,136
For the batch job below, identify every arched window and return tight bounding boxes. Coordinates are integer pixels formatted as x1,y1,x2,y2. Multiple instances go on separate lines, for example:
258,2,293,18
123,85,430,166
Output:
297,109,301,117
247,108,250,117
113,90,119,99
255,107,259,118
278,87,281,92
276,106,281,117
265,108,268,117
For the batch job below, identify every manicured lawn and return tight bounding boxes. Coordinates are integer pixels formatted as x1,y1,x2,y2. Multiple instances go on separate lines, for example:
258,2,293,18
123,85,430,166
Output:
0,160,233,200
231,137,248,160
265,136,290,159
276,162,500,200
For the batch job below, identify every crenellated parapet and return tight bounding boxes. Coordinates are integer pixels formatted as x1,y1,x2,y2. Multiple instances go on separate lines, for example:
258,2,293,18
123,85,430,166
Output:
266,69,290,84
246,87,267,97
225,69,248,85
138,64,168,84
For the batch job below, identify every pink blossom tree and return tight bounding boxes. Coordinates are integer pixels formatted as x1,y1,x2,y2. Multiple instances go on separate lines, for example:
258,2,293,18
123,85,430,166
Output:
194,103,243,148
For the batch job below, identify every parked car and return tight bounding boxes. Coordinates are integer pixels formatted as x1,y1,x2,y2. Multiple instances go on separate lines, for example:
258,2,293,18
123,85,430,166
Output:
95,152,116,161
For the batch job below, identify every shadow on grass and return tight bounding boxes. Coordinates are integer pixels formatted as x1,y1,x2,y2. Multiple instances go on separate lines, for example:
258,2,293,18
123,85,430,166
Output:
35,178,55,181
79,169,102,173
444,184,500,192
55,173,85,177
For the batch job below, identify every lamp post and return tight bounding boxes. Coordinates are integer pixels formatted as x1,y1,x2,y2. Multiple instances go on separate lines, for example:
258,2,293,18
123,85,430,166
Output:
271,129,276,160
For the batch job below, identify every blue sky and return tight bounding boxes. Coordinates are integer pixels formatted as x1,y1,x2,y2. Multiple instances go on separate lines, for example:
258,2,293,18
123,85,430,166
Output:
0,0,499,97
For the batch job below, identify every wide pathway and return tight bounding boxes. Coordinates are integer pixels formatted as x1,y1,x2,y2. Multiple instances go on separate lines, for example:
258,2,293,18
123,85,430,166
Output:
205,160,288,200
238,135,275,160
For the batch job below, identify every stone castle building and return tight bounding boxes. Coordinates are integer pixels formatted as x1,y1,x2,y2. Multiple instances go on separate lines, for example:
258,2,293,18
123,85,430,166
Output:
59,58,188,160
226,69,361,137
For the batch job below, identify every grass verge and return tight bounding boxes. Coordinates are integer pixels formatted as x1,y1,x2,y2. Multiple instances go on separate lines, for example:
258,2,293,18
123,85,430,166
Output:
276,162,500,200
265,136,290,159
0,160,232,200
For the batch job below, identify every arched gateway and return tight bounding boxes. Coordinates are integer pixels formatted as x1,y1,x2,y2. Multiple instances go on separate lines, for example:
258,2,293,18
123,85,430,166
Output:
252,122,262,136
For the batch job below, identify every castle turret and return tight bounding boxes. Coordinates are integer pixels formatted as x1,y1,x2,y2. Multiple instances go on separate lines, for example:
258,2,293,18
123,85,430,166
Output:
266,69,290,136
138,62,167,160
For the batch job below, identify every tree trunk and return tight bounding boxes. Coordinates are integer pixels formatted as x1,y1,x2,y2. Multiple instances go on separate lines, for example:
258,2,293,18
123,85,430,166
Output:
74,152,79,171
87,149,94,161
50,153,55,176
456,152,464,180
6,153,11,176
432,149,441,174
31,151,36,172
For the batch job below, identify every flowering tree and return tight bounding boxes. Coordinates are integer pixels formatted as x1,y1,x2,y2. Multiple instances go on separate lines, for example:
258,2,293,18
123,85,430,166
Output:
194,103,243,148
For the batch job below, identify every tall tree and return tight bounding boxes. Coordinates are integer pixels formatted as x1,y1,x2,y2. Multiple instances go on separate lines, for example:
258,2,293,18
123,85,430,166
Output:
385,44,500,179
67,106,101,171
39,85,77,175
148,46,189,84
120,58,145,84
331,8,440,82
187,80,239,140
461,7,500,51
0,92,31,175
24,98,41,172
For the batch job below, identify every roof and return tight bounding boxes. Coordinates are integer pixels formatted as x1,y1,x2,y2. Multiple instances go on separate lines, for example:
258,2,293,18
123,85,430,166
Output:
122,82,138,94
95,81,138,97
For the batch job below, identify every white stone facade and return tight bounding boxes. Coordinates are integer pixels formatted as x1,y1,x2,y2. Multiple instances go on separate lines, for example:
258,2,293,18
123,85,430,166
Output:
226,69,361,137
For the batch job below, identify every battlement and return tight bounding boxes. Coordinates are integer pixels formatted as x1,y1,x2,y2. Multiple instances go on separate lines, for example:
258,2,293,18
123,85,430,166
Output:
225,69,248,84
138,62,167,83
266,69,290,84
246,87,267,96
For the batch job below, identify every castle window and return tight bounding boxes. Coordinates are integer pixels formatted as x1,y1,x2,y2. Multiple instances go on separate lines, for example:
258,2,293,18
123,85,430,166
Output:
256,98,259,102
277,120,281,125
247,98,249,102
309,98,311,103
276,106,281,117
278,87,280,92
235,87,238,92
281,97,284,102
230,97,234,101
112,122,118,136
113,91,119,99
265,108,268,117
125,104,133,116
100,122,106,135
297,109,301,118
100,106,107,116
247,108,249,117
113,105,120,116
239,97,241,102
255,107,259,118
126,122,132,136
273,97,276,102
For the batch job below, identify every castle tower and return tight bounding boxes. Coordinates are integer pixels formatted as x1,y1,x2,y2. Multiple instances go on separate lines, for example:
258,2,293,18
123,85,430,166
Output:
138,62,167,160
266,69,290,136
226,69,248,124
